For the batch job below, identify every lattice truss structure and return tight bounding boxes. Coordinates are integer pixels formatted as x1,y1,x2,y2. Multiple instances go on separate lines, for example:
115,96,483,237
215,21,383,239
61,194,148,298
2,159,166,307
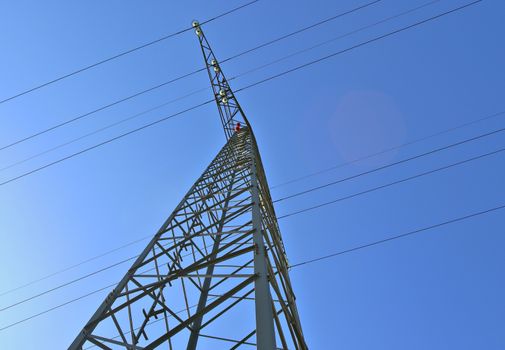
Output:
70,21,307,350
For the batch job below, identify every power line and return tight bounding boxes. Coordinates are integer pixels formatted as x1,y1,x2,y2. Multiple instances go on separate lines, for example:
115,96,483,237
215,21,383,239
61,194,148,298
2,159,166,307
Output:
271,110,505,189
235,0,441,79
0,0,260,105
0,0,444,174
234,0,483,94
0,69,209,152
24,196,497,335
79,195,502,347
0,0,485,301
0,257,136,312
0,237,228,312
0,0,380,152
220,0,382,64
1,197,502,332
0,99,214,187
1,106,502,299
278,146,505,219
0,0,490,337
289,203,505,268
0,0,481,188
0,86,211,174
0,283,115,332
0,234,151,298
274,126,505,203
0,240,244,331
1,142,499,328
2,140,502,313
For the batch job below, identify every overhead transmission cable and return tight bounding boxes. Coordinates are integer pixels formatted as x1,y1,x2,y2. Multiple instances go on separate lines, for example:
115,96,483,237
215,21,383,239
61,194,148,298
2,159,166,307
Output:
219,0,382,64
274,126,505,203
1,138,503,312
0,234,153,298
271,110,505,189
0,71,209,152
0,99,213,187
0,0,482,188
0,236,233,312
0,86,210,174
0,0,485,301
0,0,381,152
1,105,503,299
233,0,483,94
0,0,489,335
278,146,505,219
0,0,260,105
236,0,441,78
1,199,503,332
0,0,444,174
80,196,503,350
288,204,505,268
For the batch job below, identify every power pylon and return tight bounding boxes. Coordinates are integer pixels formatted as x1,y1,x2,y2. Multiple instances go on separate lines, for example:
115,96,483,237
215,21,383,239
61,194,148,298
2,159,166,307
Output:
69,21,307,350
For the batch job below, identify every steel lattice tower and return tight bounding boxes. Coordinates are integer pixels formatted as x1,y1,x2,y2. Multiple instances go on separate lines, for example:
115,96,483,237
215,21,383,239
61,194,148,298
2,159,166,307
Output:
69,22,307,350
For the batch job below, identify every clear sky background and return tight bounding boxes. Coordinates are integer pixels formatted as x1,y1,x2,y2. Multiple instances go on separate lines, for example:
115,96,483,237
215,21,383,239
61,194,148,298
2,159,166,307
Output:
0,0,504,349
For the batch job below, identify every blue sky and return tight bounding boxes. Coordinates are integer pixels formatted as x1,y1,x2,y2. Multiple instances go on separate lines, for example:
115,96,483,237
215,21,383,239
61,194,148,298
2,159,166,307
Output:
0,0,504,348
